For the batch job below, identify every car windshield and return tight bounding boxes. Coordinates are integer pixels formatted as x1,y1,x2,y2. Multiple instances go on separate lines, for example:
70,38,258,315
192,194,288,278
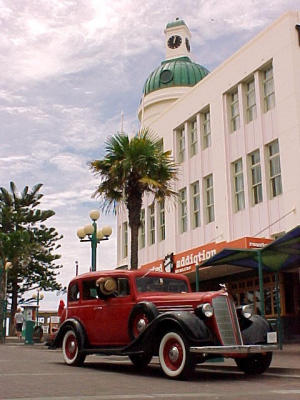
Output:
136,276,188,293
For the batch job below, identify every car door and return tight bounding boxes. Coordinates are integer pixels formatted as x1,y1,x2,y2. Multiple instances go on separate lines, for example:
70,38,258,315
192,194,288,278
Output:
97,276,134,346
79,276,134,346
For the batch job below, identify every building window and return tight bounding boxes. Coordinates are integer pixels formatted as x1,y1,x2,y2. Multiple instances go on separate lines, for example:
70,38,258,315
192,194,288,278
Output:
177,127,185,163
249,150,262,205
189,119,198,157
158,200,165,241
179,188,187,233
139,209,145,249
148,203,155,245
191,181,200,229
263,65,275,112
230,90,240,132
122,222,128,258
232,159,245,212
246,79,257,123
204,174,214,223
267,140,282,197
202,110,211,148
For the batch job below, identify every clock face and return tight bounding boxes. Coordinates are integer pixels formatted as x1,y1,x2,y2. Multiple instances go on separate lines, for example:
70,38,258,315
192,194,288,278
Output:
167,35,182,49
185,38,190,52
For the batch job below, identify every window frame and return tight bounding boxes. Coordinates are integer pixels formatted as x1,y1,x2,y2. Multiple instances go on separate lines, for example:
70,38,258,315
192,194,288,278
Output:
201,109,211,149
158,200,165,241
249,149,263,205
267,140,282,198
263,65,275,112
148,203,155,245
230,90,240,132
189,118,198,157
245,79,257,123
177,127,185,163
204,174,215,224
232,158,245,212
179,187,188,233
190,181,200,229
139,208,145,249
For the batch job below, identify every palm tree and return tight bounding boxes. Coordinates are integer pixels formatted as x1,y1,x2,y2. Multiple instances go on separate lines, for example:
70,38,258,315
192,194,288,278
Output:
90,128,178,270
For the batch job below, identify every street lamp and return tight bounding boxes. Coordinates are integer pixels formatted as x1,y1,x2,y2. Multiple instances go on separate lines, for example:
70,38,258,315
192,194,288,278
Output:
0,260,12,344
77,210,112,272
32,289,44,326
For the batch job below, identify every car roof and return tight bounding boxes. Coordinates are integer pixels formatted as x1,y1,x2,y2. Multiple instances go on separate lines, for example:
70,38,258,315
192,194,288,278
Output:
68,269,188,285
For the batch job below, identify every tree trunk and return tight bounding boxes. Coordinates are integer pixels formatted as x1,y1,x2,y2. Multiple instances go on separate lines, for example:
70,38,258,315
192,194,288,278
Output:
127,194,142,271
9,279,18,336
0,261,5,343
130,223,139,270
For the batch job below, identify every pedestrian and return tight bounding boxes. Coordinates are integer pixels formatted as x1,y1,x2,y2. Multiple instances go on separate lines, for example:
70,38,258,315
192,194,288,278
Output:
14,308,24,341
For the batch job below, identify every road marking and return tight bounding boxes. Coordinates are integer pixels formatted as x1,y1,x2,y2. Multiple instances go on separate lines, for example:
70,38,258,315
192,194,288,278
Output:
272,390,300,394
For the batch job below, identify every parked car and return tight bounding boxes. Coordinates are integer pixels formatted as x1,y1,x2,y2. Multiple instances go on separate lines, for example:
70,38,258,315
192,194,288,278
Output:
51,270,279,379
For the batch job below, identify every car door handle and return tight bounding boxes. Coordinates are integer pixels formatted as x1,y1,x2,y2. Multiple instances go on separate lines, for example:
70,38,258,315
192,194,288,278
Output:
93,306,103,310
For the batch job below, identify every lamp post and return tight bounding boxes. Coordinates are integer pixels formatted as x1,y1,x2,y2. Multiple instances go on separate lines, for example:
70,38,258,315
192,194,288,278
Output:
77,210,112,272
0,260,12,344
32,289,44,326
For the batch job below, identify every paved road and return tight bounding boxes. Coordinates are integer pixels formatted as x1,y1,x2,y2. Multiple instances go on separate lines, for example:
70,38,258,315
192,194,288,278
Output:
0,344,300,400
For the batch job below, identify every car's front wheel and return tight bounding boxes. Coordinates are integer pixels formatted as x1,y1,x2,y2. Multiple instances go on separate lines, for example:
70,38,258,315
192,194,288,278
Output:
62,330,86,366
159,331,194,379
235,352,272,375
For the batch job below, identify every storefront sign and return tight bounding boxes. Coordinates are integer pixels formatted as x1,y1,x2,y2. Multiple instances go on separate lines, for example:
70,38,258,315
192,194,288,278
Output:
140,236,272,274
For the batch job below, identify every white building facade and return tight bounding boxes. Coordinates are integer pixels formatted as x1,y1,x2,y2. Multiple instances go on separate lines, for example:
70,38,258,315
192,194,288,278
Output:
117,12,300,339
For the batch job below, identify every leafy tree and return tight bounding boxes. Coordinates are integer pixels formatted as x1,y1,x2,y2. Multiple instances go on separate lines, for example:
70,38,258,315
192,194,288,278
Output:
0,182,63,334
90,129,178,270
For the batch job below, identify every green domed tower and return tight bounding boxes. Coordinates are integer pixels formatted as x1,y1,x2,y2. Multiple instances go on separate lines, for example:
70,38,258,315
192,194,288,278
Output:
138,18,209,125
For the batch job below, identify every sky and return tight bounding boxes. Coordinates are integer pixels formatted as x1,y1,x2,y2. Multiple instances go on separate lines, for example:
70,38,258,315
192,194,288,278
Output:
1,0,299,310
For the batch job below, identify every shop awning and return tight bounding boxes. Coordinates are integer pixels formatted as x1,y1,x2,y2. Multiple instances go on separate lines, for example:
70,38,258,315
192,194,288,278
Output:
200,225,300,272
197,226,300,347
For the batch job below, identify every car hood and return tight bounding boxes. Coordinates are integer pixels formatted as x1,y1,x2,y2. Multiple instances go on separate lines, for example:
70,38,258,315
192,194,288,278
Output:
136,289,226,307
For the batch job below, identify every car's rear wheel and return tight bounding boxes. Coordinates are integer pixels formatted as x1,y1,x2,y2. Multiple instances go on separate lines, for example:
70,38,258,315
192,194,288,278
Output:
235,352,272,375
62,330,86,366
129,352,153,368
159,331,194,379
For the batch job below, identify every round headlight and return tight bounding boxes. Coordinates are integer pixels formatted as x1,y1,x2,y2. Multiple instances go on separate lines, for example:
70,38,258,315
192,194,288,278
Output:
202,303,214,318
242,304,253,319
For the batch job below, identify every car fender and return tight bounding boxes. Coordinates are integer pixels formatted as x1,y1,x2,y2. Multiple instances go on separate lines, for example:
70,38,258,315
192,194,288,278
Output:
241,314,272,345
126,311,213,353
51,318,86,349
128,301,159,340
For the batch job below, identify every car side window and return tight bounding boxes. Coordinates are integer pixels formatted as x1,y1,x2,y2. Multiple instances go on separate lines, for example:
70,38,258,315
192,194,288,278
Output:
82,279,100,300
68,283,80,302
117,278,130,297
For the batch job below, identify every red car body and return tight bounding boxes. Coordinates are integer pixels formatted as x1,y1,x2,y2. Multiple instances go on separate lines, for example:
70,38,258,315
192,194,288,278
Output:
52,269,278,379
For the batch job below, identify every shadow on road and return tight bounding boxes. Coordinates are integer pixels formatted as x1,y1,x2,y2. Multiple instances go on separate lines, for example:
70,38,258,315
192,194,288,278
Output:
51,358,268,382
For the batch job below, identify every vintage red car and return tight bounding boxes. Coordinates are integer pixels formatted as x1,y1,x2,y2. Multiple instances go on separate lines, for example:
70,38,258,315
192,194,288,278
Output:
52,269,278,379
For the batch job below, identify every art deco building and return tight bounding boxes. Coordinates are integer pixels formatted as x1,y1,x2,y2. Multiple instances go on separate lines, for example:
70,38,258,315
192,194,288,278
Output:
117,11,300,340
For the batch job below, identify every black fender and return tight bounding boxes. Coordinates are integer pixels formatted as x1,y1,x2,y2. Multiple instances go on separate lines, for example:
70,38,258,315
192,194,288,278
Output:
241,314,272,345
128,301,159,340
51,318,86,350
126,311,213,354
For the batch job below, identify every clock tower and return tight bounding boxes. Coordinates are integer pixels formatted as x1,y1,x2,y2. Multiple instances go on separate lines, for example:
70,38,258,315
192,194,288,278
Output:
164,18,192,60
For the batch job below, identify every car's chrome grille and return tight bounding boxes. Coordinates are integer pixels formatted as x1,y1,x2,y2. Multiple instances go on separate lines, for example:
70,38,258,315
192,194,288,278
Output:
212,296,243,345
157,305,194,313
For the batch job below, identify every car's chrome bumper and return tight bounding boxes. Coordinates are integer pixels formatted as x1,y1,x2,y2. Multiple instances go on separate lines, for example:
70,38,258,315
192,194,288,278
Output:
190,344,279,354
